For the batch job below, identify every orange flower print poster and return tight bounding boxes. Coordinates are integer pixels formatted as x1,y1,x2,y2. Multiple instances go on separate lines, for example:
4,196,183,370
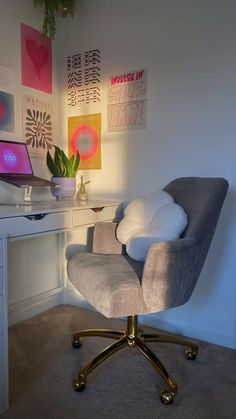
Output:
68,113,101,170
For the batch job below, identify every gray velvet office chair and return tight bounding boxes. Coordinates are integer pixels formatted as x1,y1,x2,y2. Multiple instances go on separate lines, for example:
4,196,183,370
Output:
67,177,228,404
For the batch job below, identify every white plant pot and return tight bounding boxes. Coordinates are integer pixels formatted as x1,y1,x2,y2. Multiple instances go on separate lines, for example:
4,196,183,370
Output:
51,177,76,201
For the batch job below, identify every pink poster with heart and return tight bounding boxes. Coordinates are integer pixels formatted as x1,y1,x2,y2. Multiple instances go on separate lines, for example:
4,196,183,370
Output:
21,23,52,94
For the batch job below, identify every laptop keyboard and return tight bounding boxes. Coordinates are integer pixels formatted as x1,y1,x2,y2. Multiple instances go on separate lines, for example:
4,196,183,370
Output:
3,175,34,180
0,175,54,186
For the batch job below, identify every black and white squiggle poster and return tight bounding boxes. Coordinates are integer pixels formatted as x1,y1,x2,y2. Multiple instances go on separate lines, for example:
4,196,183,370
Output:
66,49,101,108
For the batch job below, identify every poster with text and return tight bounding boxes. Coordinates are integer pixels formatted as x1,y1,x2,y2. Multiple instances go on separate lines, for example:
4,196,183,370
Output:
21,23,52,94
107,68,147,132
68,113,101,170
23,94,53,158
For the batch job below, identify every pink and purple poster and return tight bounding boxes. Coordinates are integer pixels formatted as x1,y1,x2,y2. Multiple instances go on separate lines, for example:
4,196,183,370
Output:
0,66,15,133
0,91,15,133
21,23,52,94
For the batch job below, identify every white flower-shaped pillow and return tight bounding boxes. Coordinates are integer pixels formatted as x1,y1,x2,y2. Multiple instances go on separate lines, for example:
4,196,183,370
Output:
116,191,174,244
116,191,188,262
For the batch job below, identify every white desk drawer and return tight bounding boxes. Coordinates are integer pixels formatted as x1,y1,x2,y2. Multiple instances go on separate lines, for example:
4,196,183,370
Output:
0,212,72,238
0,240,2,267
73,206,118,227
0,334,8,413
0,269,3,296
0,296,3,333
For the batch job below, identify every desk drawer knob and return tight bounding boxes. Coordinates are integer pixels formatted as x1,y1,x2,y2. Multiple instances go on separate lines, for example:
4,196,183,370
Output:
25,214,47,221
91,207,104,213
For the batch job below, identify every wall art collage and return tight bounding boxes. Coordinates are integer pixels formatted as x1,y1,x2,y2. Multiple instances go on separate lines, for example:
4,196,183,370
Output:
67,47,147,170
1,20,147,166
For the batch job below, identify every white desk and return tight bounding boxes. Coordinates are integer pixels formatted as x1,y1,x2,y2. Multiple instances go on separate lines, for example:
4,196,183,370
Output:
0,199,119,413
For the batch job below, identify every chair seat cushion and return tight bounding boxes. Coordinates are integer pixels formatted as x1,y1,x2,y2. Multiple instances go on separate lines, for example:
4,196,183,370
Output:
67,253,148,318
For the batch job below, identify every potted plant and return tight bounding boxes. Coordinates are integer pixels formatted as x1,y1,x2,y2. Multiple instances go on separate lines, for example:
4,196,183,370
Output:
47,145,80,200
33,0,74,39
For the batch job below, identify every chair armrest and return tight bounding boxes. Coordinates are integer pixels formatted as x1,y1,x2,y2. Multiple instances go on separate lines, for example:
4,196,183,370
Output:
141,237,204,311
92,222,124,254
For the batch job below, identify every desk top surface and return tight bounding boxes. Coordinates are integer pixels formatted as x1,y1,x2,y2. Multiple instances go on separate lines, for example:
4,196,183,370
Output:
0,199,120,219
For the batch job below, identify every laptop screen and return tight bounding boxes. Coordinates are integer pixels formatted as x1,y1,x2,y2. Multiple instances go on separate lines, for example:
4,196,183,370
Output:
0,140,33,175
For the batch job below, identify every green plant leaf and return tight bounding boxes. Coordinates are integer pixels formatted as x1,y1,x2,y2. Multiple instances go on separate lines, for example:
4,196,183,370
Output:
73,150,80,174
70,154,75,166
46,150,61,177
54,146,66,176
61,150,74,177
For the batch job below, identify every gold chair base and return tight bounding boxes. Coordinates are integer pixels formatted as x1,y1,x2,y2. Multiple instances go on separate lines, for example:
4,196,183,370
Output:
72,315,198,404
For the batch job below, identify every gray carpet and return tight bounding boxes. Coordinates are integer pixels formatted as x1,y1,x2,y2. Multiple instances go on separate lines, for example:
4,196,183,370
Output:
1,305,236,419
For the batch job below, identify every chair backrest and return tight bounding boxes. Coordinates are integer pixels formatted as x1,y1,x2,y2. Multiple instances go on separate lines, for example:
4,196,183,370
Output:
163,177,228,242
141,177,229,312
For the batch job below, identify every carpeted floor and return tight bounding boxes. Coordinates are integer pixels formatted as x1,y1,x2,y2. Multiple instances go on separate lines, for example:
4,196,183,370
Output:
1,304,236,419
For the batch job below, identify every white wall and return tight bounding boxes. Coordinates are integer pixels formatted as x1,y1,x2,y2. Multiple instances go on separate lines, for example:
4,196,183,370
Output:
56,0,236,348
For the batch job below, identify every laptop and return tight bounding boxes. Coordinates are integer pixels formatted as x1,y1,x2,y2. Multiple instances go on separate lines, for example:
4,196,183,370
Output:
0,139,57,187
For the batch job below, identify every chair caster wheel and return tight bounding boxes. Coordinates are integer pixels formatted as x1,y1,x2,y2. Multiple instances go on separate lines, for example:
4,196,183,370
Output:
73,379,86,392
185,348,197,360
72,339,81,349
160,390,174,405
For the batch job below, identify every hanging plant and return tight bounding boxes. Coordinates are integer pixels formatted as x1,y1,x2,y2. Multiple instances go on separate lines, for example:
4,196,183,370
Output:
33,0,74,39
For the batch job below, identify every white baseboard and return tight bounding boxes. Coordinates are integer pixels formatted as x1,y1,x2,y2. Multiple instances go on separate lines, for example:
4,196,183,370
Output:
8,287,63,326
63,286,96,312
139,314,236,350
